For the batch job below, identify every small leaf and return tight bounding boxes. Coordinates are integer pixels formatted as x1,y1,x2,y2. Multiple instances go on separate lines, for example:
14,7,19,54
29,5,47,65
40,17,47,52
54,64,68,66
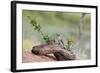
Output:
34,25,38,30
37,25,41,31
30,19,37,26
43,35,50,43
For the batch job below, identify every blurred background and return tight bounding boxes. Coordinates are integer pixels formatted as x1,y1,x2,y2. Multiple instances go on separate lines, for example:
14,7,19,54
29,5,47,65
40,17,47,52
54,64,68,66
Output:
22,10,91,60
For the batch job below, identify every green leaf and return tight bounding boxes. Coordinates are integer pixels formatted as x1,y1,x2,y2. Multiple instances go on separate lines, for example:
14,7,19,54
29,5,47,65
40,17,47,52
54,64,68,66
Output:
34,26,38,30
37,25,41,31
30,19,37,26
43,35,50,43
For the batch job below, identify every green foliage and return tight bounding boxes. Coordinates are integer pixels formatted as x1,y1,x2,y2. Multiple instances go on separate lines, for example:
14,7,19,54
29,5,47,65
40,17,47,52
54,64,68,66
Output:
64,37,75,50
30,19,41,32
34,24,41,32
28,17,51,44
68,37,75,48
43,35,51,44
30,20,37,26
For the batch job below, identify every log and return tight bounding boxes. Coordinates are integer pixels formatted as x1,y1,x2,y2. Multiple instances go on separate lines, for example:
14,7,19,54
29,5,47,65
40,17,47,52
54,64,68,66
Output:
31,44,76,61
22,51,56,63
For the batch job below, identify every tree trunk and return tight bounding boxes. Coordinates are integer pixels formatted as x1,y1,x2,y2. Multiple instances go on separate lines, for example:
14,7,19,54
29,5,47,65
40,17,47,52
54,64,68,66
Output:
77,13,86,54
31,44,76,61
78,13,85,41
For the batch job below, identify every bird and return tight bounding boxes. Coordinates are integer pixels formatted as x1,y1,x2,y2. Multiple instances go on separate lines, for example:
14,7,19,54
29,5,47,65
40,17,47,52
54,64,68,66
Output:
56,33,64,49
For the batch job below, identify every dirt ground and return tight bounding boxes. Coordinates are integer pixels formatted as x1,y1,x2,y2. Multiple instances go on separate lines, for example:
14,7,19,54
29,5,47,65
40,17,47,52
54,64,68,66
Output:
22,51,57,63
